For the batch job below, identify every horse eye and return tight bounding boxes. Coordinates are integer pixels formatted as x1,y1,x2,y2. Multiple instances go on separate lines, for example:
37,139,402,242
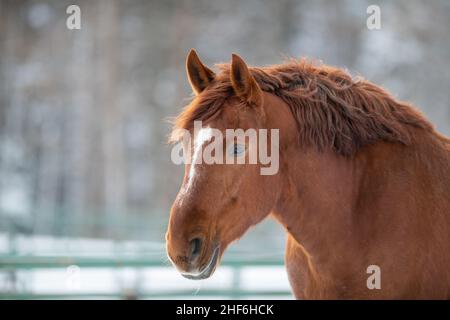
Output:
230,143,245,156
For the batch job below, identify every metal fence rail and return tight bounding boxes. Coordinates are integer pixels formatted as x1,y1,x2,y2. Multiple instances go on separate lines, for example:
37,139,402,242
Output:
0,255,292,299
0,255,284,269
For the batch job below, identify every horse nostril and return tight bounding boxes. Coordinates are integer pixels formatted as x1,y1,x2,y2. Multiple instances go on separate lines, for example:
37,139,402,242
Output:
189,238,202,260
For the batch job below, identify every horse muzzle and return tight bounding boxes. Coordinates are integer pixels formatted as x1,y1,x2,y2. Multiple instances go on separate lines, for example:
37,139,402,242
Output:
180,246,220,280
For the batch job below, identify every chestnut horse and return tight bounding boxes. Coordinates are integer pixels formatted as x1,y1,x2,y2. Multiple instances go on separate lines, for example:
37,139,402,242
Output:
166,49,450,299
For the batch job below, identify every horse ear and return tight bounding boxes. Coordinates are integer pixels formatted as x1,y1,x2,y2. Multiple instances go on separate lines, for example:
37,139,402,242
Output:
186,49,215,95
230,54,263,106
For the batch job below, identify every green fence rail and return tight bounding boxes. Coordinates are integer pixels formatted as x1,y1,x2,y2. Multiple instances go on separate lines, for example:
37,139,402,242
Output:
0,255,284,269
0,254,292,299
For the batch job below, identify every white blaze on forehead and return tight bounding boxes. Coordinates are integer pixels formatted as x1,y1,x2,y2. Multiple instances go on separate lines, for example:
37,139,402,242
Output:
186,127,214,190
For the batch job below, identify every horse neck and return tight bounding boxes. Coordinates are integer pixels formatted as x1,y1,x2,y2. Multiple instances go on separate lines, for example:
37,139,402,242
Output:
272,146,362,260
261,93,357,257
271,127,449,267
263,92,439,266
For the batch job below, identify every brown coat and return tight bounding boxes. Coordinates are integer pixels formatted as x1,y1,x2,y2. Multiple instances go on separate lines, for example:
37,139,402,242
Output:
166,50,450,299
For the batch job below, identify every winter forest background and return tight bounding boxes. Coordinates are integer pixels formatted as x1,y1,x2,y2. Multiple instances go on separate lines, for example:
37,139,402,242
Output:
1,0,450,249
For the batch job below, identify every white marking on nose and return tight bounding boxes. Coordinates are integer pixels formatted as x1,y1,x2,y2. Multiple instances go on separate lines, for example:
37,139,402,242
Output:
185,127,213,192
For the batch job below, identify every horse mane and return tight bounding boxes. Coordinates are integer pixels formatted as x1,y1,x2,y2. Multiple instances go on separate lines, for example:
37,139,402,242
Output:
171,58,434,156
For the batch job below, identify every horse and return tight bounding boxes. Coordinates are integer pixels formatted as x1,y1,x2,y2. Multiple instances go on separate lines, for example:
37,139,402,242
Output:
165,49,450,299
